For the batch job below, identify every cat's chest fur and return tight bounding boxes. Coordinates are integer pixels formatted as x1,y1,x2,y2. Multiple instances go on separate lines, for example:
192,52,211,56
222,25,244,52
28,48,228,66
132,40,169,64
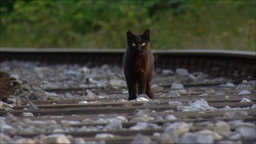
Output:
124,50,151,75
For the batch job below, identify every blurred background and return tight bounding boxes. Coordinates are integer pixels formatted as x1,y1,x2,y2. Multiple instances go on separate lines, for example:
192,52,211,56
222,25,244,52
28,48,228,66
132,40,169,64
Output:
0,0,255,51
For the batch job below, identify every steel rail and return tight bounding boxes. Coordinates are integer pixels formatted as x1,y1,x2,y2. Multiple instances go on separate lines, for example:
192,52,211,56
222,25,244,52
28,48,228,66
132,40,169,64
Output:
0,48,255,82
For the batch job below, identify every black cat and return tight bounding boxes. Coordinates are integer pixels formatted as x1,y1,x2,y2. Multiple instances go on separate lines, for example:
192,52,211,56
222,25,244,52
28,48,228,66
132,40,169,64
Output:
123,29,155,100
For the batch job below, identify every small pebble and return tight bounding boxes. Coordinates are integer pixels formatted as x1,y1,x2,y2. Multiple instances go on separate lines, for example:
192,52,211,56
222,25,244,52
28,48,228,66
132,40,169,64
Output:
164,122,190,143
86,90,97,98
151,84,164,92
157,134,174,144
105,119,122,130
196,129,222,141
213,121,231,137
198,93,208,97
225,95,229,99
6,113,19,122
165,114,177,120
133,94,150,102
143,100,160,107
240,97,252,102
130,122,160,130
78,100,88,104
0,133,13,143
188,74,197,81
72,138,86,144
168,101,182,106
236,125,256,140
195,131,213,143
131,133,151,144
0,101,13,110
130,122,150,130
251,104,256,113
171,83,184,90
179,133,197,144
95,133,115,138
178,99,215,111
238,90,251,95
229,132,242,140
176,68,189,76
22,112,34,117
46,134,71,144
223,82,235,87
162,69,174,75
15,138,35,144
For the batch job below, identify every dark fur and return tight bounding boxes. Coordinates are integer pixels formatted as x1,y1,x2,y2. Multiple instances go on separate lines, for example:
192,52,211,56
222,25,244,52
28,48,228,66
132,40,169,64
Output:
123,29,155,100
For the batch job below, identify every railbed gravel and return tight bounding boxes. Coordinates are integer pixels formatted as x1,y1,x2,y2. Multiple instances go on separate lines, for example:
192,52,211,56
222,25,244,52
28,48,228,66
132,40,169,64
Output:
0,61,255,143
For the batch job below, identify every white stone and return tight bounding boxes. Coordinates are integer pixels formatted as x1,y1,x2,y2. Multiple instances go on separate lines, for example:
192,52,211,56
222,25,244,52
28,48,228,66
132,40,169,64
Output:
213,121,231,137
134,109,153,118
179,133,197,144
198,93,208,97
196,132,213,143
162,69,174,75
222,82,235,87
238,90,251,95
165,114,177,120
81,67,90,76
151,84,164,92
130,122,160,130
78,100,88,104
251,104,256,113
143,100,160,107
225,95,229,99
197,129,222,141
229,132,241,140
72,138,86,144
236,125,256,140
168,101,182,106
105,119,122,130
179,132,215,144
22,112,34,117
176,68,189,76
61,120,80,125
131,133,151,144
135,94,150,102
0,101,13,110
132,115,154,122
95,133,115,138
188,74,197,81
110,79,125,88
130,122,149,130
0,133,13,143
46,134,71,144
115,116,128,123
171,83,184,90
86,90,97,98
178,99,216,111
164,122,190,142
158,134,174,143
240,97,252,102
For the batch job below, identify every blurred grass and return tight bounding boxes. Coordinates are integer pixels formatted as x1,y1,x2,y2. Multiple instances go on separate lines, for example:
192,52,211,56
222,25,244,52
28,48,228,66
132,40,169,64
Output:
0,0,255,51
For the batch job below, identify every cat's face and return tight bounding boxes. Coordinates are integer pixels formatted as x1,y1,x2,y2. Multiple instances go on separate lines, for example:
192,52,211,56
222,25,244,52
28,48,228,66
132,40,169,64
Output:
127,29,150,53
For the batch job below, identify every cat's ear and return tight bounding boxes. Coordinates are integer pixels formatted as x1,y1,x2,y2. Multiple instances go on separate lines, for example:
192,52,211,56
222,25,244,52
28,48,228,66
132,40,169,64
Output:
127,30,134,39
141,29,150,41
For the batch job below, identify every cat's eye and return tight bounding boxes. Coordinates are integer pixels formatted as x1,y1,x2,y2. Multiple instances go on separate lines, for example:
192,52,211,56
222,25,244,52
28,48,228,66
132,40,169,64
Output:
132,43,136,47
141,42,146,47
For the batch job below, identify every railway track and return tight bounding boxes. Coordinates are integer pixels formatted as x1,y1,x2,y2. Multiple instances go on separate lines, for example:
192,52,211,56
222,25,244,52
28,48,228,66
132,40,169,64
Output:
0,48,255,144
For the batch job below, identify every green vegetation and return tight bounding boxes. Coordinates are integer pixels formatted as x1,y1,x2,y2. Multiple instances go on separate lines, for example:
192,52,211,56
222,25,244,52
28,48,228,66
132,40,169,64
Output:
0,0,255,51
